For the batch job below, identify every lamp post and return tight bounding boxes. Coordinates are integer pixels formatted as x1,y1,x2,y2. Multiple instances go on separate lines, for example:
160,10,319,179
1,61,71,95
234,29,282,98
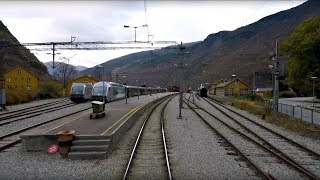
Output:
311,76,317,108
96,65,105,104
124,24,148,42
177,42,189,119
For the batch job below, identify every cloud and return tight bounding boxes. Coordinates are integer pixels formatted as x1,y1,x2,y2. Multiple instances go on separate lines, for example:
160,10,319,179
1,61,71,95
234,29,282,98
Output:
0,0,306,67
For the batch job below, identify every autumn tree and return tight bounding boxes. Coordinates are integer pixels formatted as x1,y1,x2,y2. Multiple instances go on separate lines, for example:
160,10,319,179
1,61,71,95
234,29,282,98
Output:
53,57,76,96
280,16,320,96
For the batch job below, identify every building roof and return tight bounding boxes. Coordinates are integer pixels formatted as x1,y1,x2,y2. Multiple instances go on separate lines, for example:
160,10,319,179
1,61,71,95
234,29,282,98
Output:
256,88,273,92
69,75,98,82
216,78,250,88
5,64,38,78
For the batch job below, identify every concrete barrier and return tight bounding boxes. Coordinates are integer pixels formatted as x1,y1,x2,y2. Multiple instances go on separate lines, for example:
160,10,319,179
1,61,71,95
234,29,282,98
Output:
21,134,58,151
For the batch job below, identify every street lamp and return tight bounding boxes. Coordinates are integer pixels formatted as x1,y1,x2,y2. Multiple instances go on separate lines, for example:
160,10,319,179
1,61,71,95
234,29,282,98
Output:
124,24,148,42
311,76,317,108
96,65,105,104
177,42,189,119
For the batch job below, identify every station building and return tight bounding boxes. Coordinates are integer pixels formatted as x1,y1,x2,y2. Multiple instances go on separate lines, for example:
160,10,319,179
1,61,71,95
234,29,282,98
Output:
66,75,98,96
214,78,250,96
4,65,39,92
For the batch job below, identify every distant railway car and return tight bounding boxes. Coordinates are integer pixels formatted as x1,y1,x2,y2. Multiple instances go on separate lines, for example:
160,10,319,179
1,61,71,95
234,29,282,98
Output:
197,84,207,97
126,85,141,97
91,81,126,102
70,83,93,103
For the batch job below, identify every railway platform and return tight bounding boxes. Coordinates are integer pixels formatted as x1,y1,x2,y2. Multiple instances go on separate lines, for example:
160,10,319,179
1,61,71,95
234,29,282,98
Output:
21,92,174,159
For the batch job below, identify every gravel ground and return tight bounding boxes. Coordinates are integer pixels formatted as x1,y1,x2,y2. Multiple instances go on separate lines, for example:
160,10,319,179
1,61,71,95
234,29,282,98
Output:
0,102,91,138
198,98,320,177
165,96,258,179
0,98,69,113
0,96,157,179
225,103,320,153
2,93,318,179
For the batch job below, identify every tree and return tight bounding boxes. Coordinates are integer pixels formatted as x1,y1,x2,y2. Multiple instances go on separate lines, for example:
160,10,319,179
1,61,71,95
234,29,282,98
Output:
53,57,76,96
280,16,320,95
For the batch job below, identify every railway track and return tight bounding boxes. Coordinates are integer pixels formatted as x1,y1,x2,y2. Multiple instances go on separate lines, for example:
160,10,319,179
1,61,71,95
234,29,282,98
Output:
0,101,76,126
123,95,174,180
185,95,320,179
0,106,92,152
202,96,320,178
0,98,70,116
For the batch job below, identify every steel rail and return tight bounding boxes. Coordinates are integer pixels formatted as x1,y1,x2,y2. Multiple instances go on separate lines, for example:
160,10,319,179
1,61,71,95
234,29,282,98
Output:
160,96,175,180
0,101,74,121
205,96,320,158
0,98,70,116
184,99,274,180
186,98,319,180
0,103,76,126
0,107,92,152
122,95,175,180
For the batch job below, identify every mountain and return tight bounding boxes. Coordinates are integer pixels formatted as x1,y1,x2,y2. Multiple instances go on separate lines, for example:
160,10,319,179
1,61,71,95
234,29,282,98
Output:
0,21,49,79
44,61,87,76
81,0,320,89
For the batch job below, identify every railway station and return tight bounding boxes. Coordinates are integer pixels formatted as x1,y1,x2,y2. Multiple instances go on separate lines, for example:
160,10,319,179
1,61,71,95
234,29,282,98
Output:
0,0,320,179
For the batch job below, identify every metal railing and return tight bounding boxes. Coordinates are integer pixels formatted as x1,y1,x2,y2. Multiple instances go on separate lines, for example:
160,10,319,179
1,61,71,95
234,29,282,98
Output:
277,103,320,125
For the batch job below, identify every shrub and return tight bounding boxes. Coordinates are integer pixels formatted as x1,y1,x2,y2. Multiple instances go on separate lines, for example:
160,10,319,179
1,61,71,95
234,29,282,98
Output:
279,91,297,98
5,90,36,105
37,80,63,99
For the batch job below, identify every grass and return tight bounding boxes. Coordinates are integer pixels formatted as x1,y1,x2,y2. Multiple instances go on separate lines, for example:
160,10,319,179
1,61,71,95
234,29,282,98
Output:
230,98,320,141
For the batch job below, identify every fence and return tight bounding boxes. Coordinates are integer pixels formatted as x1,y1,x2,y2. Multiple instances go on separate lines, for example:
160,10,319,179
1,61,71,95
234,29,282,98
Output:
277,103,320,125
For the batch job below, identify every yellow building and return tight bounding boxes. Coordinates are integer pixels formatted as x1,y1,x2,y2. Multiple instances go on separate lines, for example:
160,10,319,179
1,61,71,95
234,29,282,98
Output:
209,79,226,95
215,78,250,96
256,88,273,97
66,75,98,96
4,65,39,92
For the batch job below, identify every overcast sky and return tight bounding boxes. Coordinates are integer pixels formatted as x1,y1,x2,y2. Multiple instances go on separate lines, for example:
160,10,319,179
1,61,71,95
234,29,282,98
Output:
0,0,306,68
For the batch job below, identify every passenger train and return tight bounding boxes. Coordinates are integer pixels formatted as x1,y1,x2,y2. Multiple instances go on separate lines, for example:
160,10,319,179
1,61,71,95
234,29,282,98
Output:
70,83,93,103
197,84,208,97
70,81,167,103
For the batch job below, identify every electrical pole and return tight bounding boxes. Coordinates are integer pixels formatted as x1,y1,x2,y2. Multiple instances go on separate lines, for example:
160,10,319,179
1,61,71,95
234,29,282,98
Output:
177,42,189,119
0,49,6,110
273,40,279,116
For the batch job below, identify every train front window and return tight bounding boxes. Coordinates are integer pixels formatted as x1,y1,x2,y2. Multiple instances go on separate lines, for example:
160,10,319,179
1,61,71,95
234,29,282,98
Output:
71,85,84,93
93,86,106,94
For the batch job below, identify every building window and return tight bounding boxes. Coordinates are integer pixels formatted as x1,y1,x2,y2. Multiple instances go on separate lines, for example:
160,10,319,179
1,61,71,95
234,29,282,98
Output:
21,77,24,80
6,77,11,82
27,78,31,83
225,88,234,96
17,69,22,74
27,86,31,91
21,85,24,88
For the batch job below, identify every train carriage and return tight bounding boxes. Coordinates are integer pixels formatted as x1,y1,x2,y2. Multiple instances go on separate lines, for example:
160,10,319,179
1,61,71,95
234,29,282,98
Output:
70,83,93,103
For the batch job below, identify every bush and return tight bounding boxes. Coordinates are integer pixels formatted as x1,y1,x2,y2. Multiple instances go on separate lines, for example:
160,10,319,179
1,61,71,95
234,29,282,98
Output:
231,98,271,116
37,80,63,99
279,91,297,98
6,90,37,105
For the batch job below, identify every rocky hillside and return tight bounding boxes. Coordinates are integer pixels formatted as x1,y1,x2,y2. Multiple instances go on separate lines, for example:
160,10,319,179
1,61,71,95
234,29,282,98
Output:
0,21,48,79
82,0,320,90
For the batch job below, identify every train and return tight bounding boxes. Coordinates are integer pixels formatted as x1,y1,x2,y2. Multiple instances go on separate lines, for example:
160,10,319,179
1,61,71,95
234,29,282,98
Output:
70,81,167,103
70,83,93,103
197,84,208,97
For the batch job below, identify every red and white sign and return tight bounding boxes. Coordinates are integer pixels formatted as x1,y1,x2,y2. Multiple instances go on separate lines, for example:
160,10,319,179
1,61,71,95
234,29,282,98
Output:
47,144,59,154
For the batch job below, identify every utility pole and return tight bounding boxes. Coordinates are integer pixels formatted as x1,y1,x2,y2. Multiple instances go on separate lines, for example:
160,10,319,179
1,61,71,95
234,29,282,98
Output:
273,40,279,117
0,49,6,110
177,42,189,119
